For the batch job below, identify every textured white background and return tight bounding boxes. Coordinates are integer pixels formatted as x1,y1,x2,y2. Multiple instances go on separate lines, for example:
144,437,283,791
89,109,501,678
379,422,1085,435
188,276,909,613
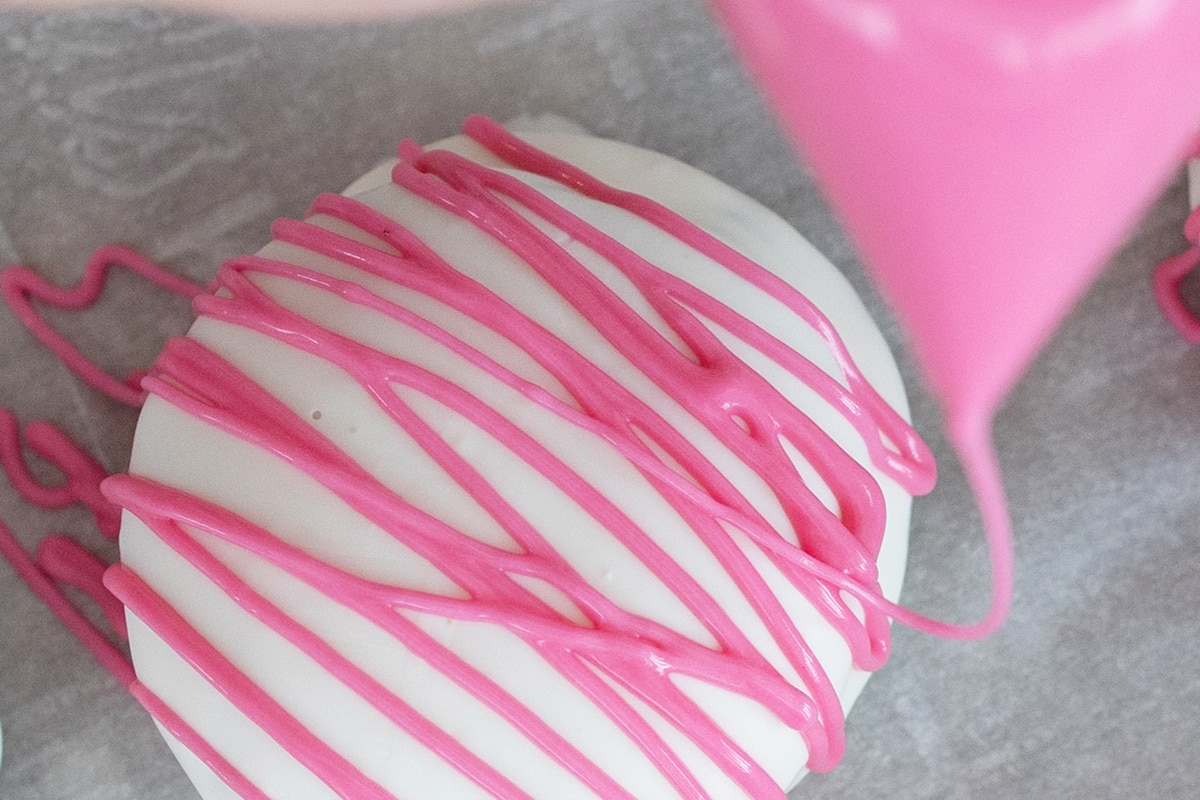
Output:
1,2,1199,798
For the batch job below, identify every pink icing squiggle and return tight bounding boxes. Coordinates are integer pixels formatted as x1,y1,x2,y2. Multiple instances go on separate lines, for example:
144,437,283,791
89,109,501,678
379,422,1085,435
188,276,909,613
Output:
0,516,133,687
131,680,273,800
0,409,121,538
104,474,646,800
0,246,201,693
144,280,820,795
1153,199,1200,343
140,330,743,797
0,121,1002,800
95,120,942,799
0,408,132,684
0,244,204,407
462,116,936,497
267,201,880,692
389,152,892,584
461,118,1019,643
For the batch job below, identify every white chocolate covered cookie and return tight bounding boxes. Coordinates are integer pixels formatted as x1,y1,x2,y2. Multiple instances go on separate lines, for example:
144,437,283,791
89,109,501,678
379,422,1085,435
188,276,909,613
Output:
107,117,933,800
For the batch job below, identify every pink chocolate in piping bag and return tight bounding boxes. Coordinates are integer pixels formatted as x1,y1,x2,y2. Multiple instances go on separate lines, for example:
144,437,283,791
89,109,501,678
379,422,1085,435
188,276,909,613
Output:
710,0,1200,635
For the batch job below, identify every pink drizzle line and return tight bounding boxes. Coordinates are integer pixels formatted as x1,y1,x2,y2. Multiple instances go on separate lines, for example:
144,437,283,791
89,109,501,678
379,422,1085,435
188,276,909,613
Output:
96,117,934,799
0,244,204,407
0,246,202,688
0,413,131,677
0,120,1009,799
1153,194,1200,343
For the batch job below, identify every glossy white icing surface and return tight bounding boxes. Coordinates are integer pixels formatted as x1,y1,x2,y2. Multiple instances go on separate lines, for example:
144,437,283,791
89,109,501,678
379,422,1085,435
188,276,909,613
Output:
114,121,919,800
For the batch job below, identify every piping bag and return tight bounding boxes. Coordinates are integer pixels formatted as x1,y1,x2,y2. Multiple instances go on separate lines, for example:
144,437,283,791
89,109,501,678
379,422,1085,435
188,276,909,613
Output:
709,0,1200,637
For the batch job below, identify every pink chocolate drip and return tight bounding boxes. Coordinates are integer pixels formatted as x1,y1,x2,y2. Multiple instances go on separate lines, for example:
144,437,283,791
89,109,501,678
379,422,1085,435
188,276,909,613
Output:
0,247,202,691
0,120,980,800
0,244,204,407
1153,200,1200,343
93,120,935,799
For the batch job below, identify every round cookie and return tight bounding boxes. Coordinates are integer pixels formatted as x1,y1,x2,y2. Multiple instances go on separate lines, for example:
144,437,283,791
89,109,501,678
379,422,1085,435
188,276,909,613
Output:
106,117,932,800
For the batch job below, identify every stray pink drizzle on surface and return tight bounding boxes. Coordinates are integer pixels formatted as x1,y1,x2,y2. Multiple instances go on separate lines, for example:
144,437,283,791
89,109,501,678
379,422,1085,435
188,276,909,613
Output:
0,247,203,690
0,120,983,800
0,244,204,407
1154,198,1200,343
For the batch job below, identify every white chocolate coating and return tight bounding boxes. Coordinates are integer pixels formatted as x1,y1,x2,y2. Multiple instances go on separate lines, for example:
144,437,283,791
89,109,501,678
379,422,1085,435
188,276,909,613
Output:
114,122,918,800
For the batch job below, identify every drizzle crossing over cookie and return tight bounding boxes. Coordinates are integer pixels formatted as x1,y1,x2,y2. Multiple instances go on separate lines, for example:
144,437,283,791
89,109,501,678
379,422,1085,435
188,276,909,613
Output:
104,117,934,800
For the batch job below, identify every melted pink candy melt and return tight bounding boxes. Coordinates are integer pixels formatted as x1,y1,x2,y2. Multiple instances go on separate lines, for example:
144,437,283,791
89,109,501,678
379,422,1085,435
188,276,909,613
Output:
0,119,1012,800
1153,200,1200,344
0,244,206,690
0,244,205,407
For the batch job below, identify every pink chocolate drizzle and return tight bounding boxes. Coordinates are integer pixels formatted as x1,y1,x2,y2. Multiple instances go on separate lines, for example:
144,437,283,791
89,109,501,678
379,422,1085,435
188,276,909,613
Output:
0,244,204,406
1153,173,1200,343
1,118,951,800
0,244,204,690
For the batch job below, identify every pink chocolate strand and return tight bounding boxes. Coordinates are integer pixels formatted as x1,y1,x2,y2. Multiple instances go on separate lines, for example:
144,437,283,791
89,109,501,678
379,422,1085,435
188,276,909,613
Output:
456,119,1015,643
462,115,935,496
0,518,134,687
130,681,274,800
0,410,121,538
105,563,401,800
0,409,132,682
152,278,814,795
0,244,203,407
0,120,960,800
103,120,932,798
0,247,201,691
1153,201,1200,343
388,147,894,681
278,198,886,695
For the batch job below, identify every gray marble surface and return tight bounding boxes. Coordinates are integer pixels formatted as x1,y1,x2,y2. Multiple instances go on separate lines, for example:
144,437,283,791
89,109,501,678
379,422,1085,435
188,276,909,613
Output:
1,2,1198,798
